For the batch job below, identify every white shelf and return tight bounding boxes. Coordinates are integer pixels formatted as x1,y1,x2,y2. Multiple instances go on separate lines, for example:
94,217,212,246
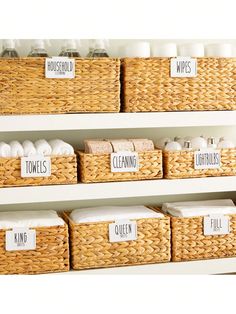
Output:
0,177,235,205
0,111,236,132
65,257,236,275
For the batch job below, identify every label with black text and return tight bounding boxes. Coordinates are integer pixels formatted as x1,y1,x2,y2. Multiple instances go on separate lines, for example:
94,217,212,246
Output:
109,220,137,242
21,155,51,178
171,57,197,77
194,149,221,170
204,215,230,236
45,57,75,78
110,151,139,173
6,228,36,251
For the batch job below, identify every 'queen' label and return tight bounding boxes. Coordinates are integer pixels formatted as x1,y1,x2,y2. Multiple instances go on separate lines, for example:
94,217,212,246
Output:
170,57,197,77
21,155,51,178
110,151,139,173
194,149,221,170
109,220,137,243
45,57,75,78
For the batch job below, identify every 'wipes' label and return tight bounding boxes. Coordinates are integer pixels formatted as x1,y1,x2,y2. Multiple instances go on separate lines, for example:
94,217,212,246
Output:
204,215,230,236
109,220,137,243
170,57,197,77
110,151,139,173
6,228,36,251
45,57,75,78
21,155,51,178
194,149,221,170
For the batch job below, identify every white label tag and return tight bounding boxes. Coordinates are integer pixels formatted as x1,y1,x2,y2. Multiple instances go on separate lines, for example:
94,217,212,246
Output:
170,57,197,77
194,149,221,170
110,151,139,173
109,220,137,243
204,215,230,236
21,155,51,178
6,228,36,251
45,57,75,78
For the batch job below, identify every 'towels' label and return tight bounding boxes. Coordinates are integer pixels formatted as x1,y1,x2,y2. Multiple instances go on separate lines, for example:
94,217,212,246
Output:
110,151,139,173
6,228,36,251
204,215,230,236
45,57,75,78
21,155,51,178
170,57,197,77
194,149,221,170
109,220,137,243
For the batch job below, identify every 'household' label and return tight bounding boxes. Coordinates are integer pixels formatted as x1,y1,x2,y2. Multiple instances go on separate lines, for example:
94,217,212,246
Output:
45,57,75,78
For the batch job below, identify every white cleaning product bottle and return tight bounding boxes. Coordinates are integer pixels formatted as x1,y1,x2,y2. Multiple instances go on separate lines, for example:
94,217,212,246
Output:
87,39,95,57
92,39,109,57
1,39,19,58
62,39,81,57
28,39,49,57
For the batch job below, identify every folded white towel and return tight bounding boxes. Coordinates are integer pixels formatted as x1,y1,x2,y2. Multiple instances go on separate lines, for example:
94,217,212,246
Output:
9,141,24,158
70,206,164,223
0,142,11,158
22,140,37,157
0,210,64,229
162,199,234,213
35,139,52,156
49,139,74,156
164,206,236,217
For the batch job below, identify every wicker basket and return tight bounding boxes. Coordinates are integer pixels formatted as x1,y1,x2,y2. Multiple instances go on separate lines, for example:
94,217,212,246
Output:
122,57,236,112
77,149,163,183
0,155,77,187
169,213,236,262
163,148,236,179
0,58,120,114
0,223,69,274
63,210,170,270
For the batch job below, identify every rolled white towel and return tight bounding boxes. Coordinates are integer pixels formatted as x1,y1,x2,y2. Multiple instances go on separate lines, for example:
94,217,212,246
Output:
9,141,24,157
49,139,74,156
35,139,52,156
22,140,37,156
0,142,11,158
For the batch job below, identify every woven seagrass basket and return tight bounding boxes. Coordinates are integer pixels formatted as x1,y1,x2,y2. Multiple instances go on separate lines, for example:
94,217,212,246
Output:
163,148,236,179
63,210,170,270
77,149,163,183
169,213,236,262
122,58,236,112
0,155,77,187
0,223,70,274
0,58,120,114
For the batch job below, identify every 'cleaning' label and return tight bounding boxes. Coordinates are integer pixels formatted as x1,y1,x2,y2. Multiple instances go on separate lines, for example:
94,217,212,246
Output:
110,151,139,173
45,57,75,78
109,220,137,242
21,155,51,178
204,215,230,236
170,57,197,77
6,228,36,251
194,149,221,170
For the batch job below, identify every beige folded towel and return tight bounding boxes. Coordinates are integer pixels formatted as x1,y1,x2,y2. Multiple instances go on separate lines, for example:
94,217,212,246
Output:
84,140,113,154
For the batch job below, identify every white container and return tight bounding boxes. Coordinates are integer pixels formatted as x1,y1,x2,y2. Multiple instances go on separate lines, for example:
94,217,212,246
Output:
124,42,150,58
178,43,204,57
152,43,177,57
205,43,232,57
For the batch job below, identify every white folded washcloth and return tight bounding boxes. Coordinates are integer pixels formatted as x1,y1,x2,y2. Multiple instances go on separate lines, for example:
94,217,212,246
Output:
0,210,64,229
35,139,52,156
164,205,236,218
162,199,234,213
9,141,24,158
22,140,37,157
70,205,164,223
0,142,11,158
49,139,74,156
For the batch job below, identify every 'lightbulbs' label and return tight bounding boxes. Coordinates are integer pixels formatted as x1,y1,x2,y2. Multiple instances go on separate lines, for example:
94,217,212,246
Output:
170,57,197,77
109,220,137,243
194,149,221,170
110,151,139,173
204,215,230,236
21,155,51,178
45,57,75,78
6,228,36,251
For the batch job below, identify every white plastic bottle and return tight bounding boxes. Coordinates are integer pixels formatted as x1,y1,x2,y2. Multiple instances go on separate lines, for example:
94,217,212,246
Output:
1,39,19,58
62,39,81,57
28,40,49,57
87,39,95,57
92,39,109,57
